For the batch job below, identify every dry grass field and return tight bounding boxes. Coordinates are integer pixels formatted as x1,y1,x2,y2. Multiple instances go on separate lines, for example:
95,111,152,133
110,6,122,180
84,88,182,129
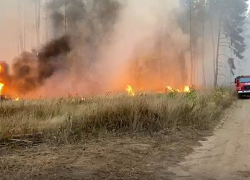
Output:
0,88,235,180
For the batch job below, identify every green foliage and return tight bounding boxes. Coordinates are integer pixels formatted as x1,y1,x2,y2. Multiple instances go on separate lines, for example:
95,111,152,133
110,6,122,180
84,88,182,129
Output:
208,0,248,60
211,87,232,108
180,0,248,49
167,91,178,98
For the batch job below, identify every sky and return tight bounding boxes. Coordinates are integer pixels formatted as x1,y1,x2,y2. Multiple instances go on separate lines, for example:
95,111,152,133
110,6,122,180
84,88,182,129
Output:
0,0,19,62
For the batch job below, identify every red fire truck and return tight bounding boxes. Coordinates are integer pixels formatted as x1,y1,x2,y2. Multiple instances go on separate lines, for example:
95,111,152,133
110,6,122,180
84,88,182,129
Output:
235,75,250,99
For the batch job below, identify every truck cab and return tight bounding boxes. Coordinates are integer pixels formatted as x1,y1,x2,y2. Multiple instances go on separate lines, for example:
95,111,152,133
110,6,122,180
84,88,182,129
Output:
235,75,250,99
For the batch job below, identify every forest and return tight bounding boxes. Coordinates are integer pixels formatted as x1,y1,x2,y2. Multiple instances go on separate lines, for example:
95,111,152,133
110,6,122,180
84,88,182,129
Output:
0,1,248,179
7,0,247,97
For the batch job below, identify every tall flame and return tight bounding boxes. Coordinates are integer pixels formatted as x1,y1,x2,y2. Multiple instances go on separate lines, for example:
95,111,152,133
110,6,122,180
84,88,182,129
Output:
0,83,4,95
126,85,135,96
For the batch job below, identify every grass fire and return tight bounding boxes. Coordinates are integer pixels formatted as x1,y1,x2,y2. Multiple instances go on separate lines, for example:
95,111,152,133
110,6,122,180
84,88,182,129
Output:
0,83,3,95
0,0,247,179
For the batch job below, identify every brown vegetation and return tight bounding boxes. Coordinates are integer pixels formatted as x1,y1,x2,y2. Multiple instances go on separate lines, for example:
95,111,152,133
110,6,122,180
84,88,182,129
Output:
0,88,233,143
0,88,234,180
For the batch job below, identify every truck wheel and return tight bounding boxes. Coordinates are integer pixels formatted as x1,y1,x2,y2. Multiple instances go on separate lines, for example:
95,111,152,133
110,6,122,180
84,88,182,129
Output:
238,94,243,99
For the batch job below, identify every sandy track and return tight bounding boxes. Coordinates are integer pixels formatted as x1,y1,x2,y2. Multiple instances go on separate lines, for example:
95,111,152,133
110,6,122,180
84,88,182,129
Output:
168,100,250,180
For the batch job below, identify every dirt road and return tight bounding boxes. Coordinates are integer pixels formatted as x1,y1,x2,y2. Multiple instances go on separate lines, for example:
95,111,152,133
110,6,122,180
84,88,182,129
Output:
168,100,250,180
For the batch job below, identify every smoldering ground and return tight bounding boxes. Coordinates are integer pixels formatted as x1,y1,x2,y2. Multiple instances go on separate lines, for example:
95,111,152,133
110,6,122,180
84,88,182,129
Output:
9,0,196,98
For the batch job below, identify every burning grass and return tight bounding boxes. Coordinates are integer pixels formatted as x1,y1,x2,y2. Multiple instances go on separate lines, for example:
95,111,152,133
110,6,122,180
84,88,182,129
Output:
0,87,234,143
0,83,3,95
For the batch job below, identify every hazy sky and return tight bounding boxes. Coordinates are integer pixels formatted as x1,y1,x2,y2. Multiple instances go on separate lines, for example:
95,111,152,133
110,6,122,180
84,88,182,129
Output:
0,0,46,63
0,0,19,62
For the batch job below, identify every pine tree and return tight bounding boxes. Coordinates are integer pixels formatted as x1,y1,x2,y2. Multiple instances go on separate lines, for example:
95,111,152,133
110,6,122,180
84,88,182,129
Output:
178,0,208,85
208,0,248,86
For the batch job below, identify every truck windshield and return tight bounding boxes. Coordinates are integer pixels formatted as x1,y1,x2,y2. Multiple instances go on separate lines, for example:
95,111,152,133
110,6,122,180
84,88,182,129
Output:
239,77,250,83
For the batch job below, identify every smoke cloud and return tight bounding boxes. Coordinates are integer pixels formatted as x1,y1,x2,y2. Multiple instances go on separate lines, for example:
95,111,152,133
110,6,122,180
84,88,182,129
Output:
7,0,196,98
11,35,71,94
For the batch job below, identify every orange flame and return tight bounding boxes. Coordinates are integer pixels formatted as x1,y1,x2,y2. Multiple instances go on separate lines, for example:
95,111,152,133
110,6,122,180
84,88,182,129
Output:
126,85,135,96
125,85,190,95
184,86,190,92
0,83,4,95
0,65,2,73
14,97,20,101
166,85,190,93
166,86,174,92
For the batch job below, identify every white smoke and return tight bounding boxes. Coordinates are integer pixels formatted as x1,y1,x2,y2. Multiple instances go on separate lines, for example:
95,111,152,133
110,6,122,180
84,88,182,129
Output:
92,0,189,92
6,0,223,98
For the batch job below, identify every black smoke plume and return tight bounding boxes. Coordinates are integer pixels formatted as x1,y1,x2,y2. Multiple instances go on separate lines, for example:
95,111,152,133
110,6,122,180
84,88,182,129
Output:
9,0,121,96
11,35,71,94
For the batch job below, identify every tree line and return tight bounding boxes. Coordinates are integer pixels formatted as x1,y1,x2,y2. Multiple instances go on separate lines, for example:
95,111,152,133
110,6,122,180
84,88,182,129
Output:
18,0,249,87
180,0,248,86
